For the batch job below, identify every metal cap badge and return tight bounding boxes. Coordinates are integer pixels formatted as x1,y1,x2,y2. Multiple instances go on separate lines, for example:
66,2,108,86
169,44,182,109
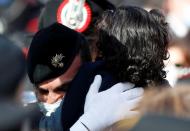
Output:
51,53,65,68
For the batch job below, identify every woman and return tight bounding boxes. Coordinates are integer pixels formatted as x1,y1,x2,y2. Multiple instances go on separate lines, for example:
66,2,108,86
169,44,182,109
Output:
96,6,170,88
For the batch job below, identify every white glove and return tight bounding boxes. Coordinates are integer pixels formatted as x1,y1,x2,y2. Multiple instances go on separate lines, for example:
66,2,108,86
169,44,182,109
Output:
70,75,144,131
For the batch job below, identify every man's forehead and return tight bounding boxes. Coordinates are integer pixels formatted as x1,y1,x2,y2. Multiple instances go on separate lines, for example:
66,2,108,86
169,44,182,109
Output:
37,76,72,90
37,55,82,89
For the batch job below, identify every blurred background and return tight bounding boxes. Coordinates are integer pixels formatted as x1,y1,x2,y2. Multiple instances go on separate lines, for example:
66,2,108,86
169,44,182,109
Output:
1,0,190,103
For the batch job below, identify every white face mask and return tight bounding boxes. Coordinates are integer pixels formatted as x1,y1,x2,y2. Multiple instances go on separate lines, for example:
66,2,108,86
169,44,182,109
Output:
38,99,63,116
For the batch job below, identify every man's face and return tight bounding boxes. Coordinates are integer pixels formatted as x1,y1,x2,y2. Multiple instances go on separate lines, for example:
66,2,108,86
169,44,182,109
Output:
35,55,82,104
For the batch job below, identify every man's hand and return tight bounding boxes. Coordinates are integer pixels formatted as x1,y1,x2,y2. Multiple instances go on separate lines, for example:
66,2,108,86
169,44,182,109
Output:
70,75,144,131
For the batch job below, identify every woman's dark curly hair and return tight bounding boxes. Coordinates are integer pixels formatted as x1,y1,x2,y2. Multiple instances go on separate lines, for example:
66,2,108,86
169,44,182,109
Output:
96,6,169,87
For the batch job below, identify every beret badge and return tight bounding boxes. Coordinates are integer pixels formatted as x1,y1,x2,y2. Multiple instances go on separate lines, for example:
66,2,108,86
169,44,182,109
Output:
51,54,65,68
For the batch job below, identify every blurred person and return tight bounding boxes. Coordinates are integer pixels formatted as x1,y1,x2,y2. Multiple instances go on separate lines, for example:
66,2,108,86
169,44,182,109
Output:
165,30,190,86
139,85,190,117
0,0,44,73
131,84,190,131
164,0,190,37
38,0,115,30
165,39,190,86
130,113,190,131
0,35,25,100
38,0,116,61
0,35,30,131
112,84,190,131
27,23,143,130
176,31,190,85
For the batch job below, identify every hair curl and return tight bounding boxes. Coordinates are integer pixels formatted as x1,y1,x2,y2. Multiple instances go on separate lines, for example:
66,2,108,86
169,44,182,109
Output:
96,6,169,87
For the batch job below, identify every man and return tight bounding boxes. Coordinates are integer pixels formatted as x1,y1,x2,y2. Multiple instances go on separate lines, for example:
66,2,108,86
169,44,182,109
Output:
27,22,91,130
27,22,91,106
27,22,143,130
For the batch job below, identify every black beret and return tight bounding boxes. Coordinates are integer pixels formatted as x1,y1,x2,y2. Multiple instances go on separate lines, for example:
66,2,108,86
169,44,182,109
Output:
27,23,86,84
0,35,25,98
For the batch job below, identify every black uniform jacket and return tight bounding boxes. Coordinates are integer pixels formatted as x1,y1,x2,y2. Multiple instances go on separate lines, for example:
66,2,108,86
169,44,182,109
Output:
61,61,117,130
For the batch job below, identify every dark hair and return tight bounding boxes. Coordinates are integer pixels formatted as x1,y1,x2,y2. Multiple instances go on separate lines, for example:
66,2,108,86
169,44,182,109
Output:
96,6,169,87
79,35,92,62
